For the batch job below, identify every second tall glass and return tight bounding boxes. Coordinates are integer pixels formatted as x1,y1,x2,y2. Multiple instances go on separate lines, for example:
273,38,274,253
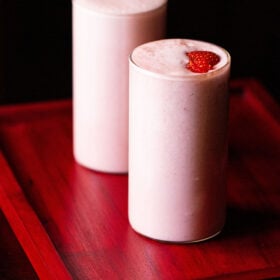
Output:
72,0,167,173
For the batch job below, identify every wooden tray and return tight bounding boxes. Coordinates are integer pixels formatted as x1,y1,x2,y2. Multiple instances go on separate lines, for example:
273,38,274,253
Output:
0,79,279,279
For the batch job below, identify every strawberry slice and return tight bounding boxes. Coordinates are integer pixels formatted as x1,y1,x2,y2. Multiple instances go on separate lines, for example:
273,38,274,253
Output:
186,51,220,73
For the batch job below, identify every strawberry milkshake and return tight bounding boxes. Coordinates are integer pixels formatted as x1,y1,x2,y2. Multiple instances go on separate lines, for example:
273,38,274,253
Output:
129,39,231,242
72,0,167,173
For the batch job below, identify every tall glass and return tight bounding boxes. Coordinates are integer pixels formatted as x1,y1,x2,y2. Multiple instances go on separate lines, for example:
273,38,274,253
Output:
129,39,231,242
72,0,167,173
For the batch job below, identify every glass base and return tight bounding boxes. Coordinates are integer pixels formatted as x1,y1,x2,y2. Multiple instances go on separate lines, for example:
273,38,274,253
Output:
131,227,222,244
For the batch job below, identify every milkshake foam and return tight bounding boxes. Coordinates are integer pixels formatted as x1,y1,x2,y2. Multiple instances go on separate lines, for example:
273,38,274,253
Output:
131,39,230,78
72,0,167,15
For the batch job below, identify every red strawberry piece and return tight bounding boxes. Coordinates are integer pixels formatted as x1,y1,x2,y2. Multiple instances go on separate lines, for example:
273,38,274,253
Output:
186,51,220,73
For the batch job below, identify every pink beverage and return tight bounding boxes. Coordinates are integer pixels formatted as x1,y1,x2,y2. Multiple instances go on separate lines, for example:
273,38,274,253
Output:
129,39,231,242
72,0,167,173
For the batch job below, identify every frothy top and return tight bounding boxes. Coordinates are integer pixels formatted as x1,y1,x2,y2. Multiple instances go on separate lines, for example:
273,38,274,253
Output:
131,39,230,78
73,0,167,15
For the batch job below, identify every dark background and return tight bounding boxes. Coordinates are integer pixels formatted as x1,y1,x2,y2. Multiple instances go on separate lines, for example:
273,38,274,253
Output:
1,0,280,104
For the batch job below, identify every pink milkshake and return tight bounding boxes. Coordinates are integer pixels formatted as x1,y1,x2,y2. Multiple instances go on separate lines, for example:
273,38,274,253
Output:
129,39,231,242
72,0,167,173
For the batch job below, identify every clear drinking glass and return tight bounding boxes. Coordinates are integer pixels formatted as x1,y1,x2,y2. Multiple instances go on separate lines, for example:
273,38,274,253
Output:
72,0,167,173
129,38,231,242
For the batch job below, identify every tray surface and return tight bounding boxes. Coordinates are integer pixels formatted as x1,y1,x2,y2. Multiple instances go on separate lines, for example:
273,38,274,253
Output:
0,79,279,279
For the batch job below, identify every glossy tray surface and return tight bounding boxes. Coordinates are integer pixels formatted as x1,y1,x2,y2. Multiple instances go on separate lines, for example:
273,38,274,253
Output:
0,79,279,279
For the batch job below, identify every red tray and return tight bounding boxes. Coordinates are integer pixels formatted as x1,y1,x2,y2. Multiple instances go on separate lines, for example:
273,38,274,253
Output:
0,79,279,280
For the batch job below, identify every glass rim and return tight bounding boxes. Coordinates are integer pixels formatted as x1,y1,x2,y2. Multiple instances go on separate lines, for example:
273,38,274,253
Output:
72,0,167,18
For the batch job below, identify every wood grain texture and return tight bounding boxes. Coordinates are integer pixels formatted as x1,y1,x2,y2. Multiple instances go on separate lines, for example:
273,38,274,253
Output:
0,79,279,279
0,210,38,280
0,152,72,280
